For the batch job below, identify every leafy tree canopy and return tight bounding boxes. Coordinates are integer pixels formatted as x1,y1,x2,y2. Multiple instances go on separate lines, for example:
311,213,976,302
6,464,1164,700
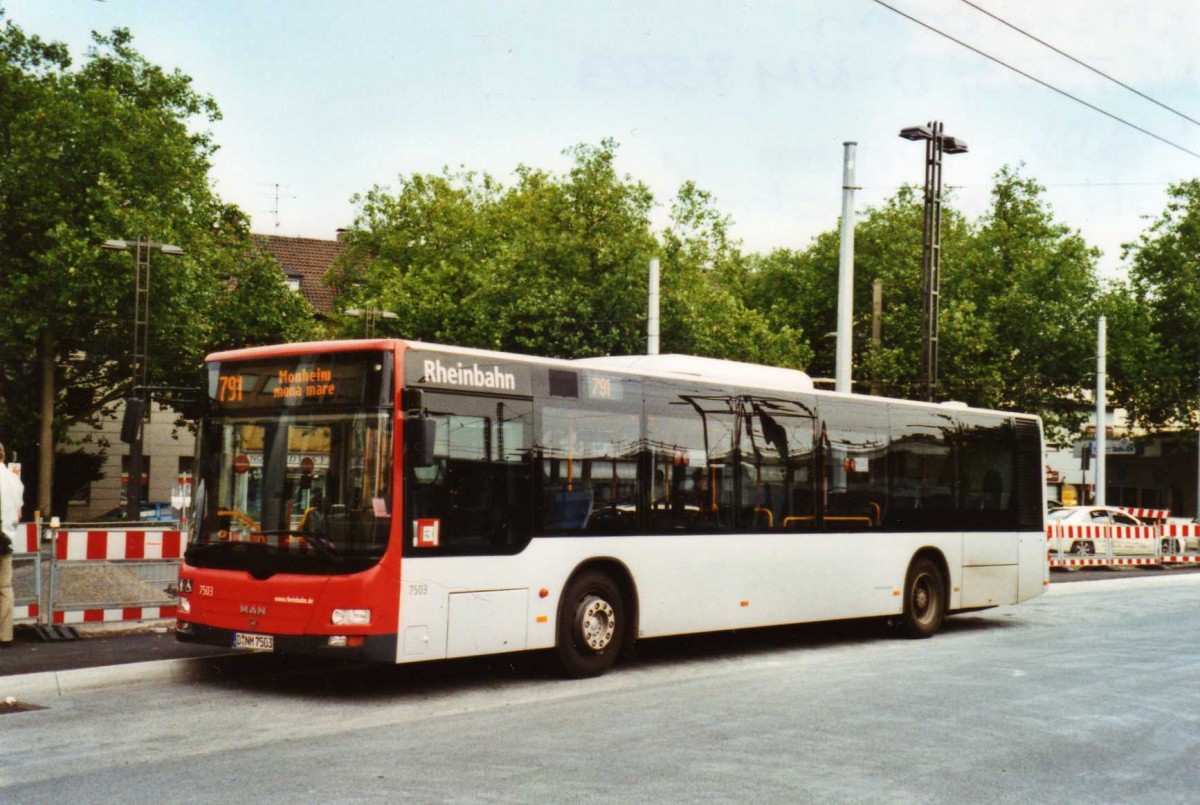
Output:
332,140,811,367
0,15,317,511
1110,179,1200,429
744,167,1102,436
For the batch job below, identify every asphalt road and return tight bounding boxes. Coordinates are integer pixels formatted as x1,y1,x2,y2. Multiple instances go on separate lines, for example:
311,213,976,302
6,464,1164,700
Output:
3,573,1198,804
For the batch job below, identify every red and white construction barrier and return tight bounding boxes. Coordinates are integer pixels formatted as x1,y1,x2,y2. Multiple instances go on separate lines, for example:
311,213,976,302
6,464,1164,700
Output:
55,529,183,561
1047,524,1160,542
1162,523,1200,541
1050,556,1164,568
14,522,40,555
1045,516,1200,568
1117,507,1170,522
52,604,178,625
11,523,43,623
50,529,183,625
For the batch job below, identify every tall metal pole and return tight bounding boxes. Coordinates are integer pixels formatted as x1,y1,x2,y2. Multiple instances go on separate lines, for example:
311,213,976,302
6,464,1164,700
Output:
835,142,858,394
103,237,182,523
901,121,965,402
920,122,946,403
1095,316,1107,506
127,237,152,522
647,258,660,356
871,279,883,396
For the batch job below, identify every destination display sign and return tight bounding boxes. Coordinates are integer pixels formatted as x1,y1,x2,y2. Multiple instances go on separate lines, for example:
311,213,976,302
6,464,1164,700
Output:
208,351,393,409
405,350,532,396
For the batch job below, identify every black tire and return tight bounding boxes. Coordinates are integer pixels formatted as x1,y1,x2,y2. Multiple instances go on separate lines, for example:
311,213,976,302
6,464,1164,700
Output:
900,557,946,639
1070,540,1095,556
555,570,626,678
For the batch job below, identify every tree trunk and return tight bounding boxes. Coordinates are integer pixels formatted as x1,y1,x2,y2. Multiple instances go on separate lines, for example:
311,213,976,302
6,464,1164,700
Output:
37,327,55,517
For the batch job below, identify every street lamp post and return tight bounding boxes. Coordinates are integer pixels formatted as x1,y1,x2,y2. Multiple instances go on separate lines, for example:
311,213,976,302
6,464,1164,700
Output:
102,238,184,523
899,121,967,402
345,307,398,338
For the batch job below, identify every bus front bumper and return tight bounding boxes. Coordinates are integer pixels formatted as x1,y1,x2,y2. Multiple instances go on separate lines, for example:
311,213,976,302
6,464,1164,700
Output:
175,620,398,663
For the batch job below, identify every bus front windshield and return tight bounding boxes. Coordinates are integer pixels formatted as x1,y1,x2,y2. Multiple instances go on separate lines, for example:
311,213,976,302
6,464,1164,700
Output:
187,410,394,576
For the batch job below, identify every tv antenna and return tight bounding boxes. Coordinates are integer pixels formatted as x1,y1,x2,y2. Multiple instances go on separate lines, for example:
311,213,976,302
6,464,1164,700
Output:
265,183,298,231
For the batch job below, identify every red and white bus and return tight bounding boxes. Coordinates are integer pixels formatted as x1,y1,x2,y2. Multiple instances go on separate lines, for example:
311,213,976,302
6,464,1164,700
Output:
176,339,1048,677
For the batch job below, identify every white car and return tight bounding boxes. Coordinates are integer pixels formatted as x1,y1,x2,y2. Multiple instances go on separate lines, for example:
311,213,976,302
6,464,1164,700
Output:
1046,506,1177,556
1165,517,1200,552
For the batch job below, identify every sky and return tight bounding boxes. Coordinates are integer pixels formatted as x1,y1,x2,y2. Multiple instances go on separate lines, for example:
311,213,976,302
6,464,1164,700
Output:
6,0,1199,278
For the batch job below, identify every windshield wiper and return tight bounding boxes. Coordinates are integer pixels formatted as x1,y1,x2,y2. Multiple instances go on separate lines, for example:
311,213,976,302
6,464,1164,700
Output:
256,530,343,563
186,540,252,556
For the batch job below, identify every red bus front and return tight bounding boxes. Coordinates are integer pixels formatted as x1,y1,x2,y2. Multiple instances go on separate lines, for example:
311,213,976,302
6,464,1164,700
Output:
176,341,406,661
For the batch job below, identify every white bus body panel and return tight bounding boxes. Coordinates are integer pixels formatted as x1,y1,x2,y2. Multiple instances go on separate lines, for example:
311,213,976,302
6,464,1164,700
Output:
396,530,1038,663
445,589,529,657
1018,531,1050,602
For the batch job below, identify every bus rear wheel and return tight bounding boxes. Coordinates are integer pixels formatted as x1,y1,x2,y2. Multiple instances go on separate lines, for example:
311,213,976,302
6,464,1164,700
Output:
555,570,626,678
900,557,946,639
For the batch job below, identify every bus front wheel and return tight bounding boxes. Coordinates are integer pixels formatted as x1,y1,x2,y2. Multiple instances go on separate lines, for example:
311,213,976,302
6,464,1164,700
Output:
555,571,626,678
900,557,946,639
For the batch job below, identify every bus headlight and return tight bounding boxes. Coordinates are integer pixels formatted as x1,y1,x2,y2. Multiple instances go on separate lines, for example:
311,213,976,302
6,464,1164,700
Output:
331,609,371,626
178,597,191,615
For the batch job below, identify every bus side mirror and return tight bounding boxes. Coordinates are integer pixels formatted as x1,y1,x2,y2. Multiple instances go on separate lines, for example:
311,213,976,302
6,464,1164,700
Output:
407,417,437,468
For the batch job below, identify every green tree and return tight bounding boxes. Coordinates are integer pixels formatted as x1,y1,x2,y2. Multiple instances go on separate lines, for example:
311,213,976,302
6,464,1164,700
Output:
0,18,315,514
1112,178,1200,428
334,142,811,368
477,141,657,358
952,166,1101,433
334,141,656,359
660,181,810,367
745,185,971,395
745,167,1101,433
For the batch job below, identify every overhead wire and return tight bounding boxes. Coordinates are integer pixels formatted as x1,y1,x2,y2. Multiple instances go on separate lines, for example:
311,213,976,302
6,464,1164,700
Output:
868,0,1200,160
958,0,1200,129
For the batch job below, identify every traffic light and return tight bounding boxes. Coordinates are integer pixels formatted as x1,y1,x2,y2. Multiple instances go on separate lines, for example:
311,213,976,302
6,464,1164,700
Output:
121,396,145,444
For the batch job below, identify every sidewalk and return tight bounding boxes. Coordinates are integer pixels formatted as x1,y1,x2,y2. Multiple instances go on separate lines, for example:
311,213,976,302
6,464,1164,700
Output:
0,622,236,701
0,622,229,678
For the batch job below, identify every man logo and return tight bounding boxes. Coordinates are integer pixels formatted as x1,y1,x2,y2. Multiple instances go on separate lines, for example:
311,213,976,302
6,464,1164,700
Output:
239,604,267,616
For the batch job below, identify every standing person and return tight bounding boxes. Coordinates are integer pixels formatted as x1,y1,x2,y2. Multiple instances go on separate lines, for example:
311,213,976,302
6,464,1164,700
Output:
0,442,24,648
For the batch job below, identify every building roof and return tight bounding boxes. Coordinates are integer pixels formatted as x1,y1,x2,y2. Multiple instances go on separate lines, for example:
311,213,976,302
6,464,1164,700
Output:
253,233,344,314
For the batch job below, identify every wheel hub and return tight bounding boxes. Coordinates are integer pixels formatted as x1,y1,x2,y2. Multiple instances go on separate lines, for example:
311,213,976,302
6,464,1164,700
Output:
914,584,929,613
578,595,616,652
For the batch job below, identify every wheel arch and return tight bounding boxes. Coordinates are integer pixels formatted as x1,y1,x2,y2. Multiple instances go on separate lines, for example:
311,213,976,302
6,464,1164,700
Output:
911,546,951,605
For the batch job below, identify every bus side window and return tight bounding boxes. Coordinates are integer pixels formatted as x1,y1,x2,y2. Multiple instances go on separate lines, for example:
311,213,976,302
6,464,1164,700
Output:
410,395,533,553
536,403,638,535
887,405,955,532
955,414,1016,531
644,383,736,533
820,401,888,532
742,397,818,533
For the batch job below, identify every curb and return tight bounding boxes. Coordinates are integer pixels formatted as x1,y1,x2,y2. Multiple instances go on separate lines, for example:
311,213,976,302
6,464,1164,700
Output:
1,655,222,701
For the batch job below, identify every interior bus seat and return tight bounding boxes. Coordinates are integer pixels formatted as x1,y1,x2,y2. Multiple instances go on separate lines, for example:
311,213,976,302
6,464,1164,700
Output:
545,488,593,531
